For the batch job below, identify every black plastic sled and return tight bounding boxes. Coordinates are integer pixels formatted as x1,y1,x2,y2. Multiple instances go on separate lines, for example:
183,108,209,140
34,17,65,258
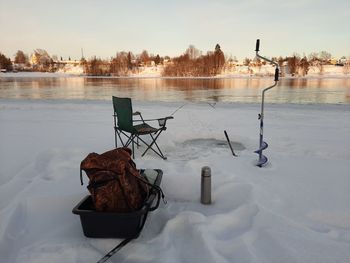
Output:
72,169,163,238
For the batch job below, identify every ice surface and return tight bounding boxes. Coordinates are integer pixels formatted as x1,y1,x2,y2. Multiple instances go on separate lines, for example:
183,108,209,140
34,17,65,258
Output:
0,99,349,263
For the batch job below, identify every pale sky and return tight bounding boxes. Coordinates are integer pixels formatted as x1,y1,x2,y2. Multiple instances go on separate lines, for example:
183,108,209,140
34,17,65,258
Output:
0,0,349,60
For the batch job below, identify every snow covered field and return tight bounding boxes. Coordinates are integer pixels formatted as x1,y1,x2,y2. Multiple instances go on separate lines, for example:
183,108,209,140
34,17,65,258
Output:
0,99,350,263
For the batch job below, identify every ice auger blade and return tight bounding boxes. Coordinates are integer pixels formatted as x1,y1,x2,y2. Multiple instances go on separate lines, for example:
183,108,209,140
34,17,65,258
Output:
256,154,268,167
255,141,268,167
254,141,268,154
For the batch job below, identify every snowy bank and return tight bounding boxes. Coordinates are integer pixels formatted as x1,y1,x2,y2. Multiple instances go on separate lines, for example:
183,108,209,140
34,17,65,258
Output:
1,64,350,79
0,72,77,78
0,99,350,263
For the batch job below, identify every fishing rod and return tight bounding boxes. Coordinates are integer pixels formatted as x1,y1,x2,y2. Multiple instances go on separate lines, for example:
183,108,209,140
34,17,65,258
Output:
254,39,279,167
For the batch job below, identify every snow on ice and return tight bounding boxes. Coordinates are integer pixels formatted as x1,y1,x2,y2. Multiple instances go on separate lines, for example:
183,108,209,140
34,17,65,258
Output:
0,99,350,263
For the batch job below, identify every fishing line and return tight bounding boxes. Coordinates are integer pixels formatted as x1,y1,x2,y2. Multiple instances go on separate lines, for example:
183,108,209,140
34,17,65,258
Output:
170,101,216,116
207,102,216,108
170,103,187,116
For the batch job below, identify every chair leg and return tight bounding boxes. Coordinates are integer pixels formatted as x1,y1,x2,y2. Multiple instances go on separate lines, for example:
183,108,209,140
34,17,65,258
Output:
114,116,118,148
138,131,167,160
115,129,128,148
149,133,164,157
117,131,124,146
122,131,140,148
114,128,118,148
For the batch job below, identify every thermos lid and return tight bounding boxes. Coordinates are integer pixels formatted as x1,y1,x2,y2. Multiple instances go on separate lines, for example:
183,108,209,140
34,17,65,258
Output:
201,166,211,177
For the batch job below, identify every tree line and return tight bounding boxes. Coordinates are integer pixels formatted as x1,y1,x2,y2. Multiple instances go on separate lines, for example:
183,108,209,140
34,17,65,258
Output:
1,46,349,76
162,44,225,77
82,50,165,76
80,45,225,77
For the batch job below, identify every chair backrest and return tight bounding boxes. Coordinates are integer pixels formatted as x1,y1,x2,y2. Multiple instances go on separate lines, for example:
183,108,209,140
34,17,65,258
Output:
112,96,134,133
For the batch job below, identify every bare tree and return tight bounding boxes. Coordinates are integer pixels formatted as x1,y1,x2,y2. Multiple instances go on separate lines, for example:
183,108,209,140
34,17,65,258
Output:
287,55,300,76
319,51,332,64
298,56,310,76
110,52,129,76
243,58,251,66
14,50,28,64
308,52,323,74
31,49,52,71
344,56,350,74
85,56,109,76
139,50,149,65
277,56,286,77
162,44,226,77
308,52,319,62
185,45,202,60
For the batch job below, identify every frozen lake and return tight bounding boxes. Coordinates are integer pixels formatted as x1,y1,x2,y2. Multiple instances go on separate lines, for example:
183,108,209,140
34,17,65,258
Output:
1,99,350,263
1,76,350,104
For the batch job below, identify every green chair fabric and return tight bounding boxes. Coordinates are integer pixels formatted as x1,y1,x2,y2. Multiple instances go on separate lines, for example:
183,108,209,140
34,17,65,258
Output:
112,96,173,159
112,97,134,133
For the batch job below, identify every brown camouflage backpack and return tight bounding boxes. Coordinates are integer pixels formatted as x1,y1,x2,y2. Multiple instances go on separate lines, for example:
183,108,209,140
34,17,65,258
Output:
80,147,149,212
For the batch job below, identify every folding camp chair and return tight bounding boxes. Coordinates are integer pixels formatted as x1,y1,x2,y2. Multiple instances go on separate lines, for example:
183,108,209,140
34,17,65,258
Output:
112,96,173,160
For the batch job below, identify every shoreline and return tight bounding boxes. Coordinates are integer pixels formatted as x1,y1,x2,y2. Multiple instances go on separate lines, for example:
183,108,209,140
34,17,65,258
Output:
1,98,350,107
1,71,350,80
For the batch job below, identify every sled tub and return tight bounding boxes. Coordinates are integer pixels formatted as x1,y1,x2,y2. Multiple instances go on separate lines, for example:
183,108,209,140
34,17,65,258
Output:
72,169,163,238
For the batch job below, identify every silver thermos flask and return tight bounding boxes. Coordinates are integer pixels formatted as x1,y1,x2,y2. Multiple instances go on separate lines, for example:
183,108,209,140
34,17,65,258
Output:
201,166,211,204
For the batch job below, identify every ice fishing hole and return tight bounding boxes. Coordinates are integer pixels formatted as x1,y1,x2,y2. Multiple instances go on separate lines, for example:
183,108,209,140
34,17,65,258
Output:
183,138,245,151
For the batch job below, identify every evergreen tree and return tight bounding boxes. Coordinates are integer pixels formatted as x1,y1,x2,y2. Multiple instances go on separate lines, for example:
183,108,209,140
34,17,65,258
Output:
214,44,225,74
127,52,133,70
0,53,12,70
154,54,161,65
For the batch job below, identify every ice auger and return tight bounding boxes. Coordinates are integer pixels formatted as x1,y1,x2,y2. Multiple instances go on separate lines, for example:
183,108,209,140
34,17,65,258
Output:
254,39,279,167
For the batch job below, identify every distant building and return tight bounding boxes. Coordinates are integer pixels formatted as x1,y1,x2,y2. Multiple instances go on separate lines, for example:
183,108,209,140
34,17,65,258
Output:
337,57,348,65
330,58,337,65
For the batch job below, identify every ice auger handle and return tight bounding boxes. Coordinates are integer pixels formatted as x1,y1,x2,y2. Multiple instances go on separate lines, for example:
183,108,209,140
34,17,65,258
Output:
274,68,279,81
255,39,260,52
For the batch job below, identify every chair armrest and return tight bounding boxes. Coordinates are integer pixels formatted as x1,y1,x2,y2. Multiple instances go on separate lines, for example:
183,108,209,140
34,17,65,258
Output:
158,116,173,126
138,116,173,126
132,111,145,123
